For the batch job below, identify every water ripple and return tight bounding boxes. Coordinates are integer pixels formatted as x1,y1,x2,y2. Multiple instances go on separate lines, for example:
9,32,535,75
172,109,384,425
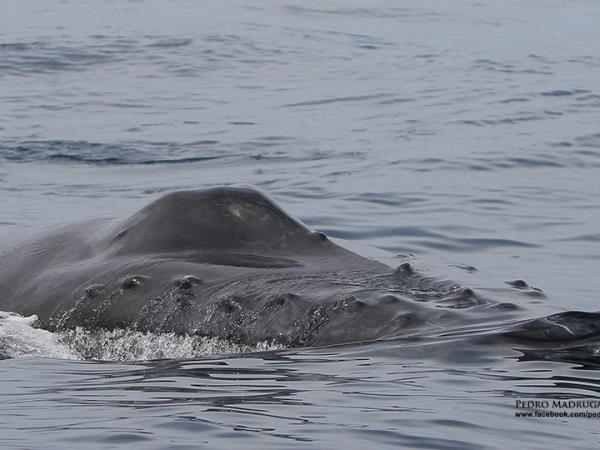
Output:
0,140,228,165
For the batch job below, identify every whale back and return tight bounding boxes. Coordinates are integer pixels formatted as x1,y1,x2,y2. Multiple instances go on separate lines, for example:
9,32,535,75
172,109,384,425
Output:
106,186,342,259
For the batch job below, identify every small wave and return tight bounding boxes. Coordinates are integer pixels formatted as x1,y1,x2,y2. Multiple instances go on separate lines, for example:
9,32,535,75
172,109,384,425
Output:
576,133,600,148
283,5,449,21
0,35,196,77
540,89,590,97
560,233,600,243
282,93,392,108
499,97,530,104
0,40,120,76
472,58,553,75
388,151,600,172
415,237,538,252
452,115,548,126
0,140,226,165
148,38,193,48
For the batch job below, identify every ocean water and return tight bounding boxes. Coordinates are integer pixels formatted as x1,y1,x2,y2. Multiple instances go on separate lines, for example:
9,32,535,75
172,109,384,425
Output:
1,0,600,448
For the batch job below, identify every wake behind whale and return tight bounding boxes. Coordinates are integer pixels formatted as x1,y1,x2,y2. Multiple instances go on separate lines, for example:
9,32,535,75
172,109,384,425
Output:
0,186,599,360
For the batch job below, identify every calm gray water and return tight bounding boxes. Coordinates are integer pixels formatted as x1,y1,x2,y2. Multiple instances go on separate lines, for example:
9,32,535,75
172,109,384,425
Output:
1,0,600,448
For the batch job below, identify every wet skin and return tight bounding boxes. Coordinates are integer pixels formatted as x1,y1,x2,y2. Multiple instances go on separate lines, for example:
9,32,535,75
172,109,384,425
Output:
0,186,598,347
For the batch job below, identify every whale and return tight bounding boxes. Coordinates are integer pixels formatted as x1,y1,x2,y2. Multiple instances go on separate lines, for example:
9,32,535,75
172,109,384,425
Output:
0,185,599,347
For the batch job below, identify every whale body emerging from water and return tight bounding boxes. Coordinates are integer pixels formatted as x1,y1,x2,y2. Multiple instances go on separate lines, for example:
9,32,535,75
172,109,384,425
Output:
0,186,599,347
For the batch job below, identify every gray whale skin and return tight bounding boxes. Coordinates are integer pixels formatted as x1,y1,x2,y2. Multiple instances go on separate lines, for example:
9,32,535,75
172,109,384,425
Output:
1,186,599,347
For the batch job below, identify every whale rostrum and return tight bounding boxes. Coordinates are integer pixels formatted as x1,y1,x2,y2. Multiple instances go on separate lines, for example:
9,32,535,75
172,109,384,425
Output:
0,186,598,347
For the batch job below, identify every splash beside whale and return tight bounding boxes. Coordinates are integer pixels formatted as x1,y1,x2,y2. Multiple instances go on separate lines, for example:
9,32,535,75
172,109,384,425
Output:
0,186,598,348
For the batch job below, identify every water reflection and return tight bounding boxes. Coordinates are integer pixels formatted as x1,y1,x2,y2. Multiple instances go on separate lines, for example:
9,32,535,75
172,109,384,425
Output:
3,342,600,448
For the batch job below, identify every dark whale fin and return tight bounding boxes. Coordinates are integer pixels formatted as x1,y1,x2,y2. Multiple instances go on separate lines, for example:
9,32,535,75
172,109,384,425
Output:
105,186,336,259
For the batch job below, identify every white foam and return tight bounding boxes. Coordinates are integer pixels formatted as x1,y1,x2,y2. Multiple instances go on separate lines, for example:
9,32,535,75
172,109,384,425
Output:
0,311,78,359
57,327,283,361
0,311,283,361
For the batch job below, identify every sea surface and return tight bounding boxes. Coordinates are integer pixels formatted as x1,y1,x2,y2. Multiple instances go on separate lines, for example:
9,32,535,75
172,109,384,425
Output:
1,0,600,448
